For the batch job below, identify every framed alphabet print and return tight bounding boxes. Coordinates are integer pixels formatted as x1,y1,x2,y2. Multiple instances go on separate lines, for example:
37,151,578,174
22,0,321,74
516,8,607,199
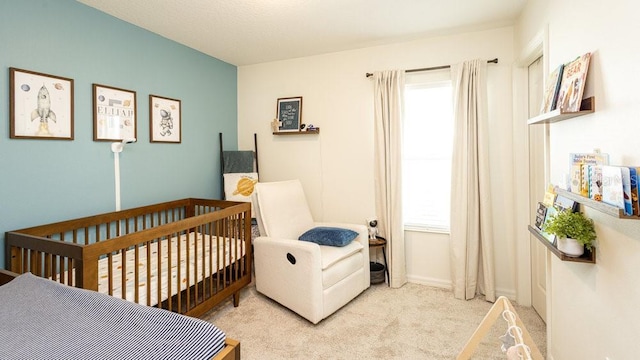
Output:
149,95,181,143
276,96,302,132
93,84,137,141
10,67,74,140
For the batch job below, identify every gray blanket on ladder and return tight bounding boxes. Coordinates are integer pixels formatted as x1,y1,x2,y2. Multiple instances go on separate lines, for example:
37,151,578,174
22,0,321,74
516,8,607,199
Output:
223,151,254,173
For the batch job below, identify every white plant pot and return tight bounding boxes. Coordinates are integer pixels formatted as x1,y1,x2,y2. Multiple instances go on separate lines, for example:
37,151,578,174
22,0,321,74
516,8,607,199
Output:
557,237,584,257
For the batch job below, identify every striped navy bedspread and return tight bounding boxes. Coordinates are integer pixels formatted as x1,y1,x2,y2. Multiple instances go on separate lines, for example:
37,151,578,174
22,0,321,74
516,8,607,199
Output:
0,273,226,360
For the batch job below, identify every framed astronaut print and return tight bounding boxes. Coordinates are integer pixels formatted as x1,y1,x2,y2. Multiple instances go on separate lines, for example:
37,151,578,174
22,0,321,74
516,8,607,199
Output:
149,94,181,143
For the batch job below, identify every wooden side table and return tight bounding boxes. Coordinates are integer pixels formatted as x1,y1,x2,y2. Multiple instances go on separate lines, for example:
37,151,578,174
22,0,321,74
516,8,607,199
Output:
369,236,389,286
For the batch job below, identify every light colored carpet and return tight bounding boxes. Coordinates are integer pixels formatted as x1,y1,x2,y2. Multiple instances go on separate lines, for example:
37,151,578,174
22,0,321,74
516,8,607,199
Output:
202,283,546,359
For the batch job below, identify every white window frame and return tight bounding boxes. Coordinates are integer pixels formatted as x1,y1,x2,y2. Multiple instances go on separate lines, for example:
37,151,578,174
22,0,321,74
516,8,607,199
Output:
403,71,453,234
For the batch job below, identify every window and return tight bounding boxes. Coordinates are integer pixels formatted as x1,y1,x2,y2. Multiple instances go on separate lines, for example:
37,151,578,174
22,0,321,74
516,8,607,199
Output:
403,72,453,233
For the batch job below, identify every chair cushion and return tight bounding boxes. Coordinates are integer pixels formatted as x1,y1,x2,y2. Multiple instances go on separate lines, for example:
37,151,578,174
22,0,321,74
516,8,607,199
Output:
319,240,363,270
298,227,358,247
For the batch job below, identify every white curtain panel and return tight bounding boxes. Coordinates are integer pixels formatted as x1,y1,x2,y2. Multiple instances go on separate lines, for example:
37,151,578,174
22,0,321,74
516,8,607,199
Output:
372,70,407,288
449,60,496,301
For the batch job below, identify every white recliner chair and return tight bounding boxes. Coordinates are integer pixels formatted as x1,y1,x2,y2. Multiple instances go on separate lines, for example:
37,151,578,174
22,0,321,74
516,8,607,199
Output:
253,179,370,324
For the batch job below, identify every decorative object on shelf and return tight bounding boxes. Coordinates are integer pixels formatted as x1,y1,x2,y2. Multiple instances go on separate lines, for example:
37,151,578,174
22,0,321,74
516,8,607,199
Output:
556,52,591,113
276,96,302,132
271,118,281,132
366,218,379,240
543,209,596,257
149,95,181,143
540,63,564,114
93,84,137,141
10,67,74,140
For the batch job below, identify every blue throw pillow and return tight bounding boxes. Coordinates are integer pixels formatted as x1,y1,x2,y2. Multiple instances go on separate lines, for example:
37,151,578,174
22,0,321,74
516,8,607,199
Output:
298,227,358,247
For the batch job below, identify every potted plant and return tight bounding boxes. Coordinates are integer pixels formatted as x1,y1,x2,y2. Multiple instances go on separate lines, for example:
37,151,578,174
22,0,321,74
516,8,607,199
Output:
543,208,596,257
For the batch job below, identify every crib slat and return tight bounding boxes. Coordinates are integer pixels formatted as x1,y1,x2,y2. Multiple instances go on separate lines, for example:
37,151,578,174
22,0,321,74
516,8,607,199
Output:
121,250,127,300
146,240,152,307
134,245,140,303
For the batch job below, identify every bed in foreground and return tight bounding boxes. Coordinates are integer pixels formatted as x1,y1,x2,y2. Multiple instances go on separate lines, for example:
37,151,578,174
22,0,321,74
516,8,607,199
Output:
5,198,252,318
0,270,240,360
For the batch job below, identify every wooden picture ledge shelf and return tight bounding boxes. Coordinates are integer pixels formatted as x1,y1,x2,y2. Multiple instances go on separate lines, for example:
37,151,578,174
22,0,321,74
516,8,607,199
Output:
273,128,320,135
528,96,595,125
528,225,596,264
555,188,639,219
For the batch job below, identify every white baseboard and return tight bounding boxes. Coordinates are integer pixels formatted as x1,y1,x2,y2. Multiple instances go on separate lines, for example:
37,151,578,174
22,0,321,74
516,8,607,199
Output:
407,276,518,303
407,275,451,289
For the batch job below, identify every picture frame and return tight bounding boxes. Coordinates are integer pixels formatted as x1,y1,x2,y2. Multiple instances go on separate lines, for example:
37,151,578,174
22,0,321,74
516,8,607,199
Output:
10,67,74,140
93,84,137,141
149,95,181,143
276,96,302,132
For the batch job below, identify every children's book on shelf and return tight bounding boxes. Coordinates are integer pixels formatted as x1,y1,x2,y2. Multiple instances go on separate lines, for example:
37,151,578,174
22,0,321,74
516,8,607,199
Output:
554,194,579,213
535,202,547,230
630,167,640,216
542,184,556,207
569,152,609,197
556,53,591,112
540,64,564,114
601,165,624,210
621,167,633,216
589,165,603,201
540,206,557,244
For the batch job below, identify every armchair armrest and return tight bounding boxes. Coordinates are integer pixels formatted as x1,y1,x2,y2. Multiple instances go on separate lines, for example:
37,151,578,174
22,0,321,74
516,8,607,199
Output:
253,236,325,321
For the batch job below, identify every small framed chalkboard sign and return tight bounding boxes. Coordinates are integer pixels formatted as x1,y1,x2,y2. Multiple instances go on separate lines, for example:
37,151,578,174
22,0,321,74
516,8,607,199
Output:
276,96,302,132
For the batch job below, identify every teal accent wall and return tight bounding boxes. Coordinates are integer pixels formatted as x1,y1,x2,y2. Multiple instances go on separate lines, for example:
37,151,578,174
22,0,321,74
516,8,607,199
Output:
0,0,238,268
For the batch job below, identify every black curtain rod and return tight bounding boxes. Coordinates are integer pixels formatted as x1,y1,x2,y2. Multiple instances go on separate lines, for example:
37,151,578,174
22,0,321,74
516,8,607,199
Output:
365,58,498,78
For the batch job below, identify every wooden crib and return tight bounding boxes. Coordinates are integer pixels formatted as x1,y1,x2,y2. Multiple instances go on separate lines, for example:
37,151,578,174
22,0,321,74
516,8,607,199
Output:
5,198,252,318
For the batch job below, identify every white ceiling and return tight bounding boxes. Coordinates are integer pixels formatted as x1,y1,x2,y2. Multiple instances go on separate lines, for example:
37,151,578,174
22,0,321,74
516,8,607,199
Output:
77,0,526,66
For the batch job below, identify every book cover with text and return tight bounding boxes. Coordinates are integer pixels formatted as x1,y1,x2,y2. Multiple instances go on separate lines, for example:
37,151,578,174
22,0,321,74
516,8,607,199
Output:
556,53,591,112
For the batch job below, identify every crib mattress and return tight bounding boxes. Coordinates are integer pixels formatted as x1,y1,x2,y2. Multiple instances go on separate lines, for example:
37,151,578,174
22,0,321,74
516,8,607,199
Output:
58,232,245,306
0,273,226,359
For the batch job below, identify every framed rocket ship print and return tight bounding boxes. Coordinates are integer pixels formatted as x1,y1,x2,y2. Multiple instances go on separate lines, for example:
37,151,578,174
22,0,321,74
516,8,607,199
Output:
10,67,74,140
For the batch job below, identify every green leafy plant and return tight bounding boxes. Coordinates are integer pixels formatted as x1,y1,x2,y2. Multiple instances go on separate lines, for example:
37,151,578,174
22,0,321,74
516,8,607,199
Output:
544,208,596,250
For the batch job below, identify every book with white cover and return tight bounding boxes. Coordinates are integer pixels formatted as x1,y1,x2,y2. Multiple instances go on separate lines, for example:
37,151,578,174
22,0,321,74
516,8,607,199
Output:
601,166,624,210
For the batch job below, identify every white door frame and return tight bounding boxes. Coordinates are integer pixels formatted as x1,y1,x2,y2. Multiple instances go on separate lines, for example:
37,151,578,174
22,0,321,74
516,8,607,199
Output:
512,27,549,307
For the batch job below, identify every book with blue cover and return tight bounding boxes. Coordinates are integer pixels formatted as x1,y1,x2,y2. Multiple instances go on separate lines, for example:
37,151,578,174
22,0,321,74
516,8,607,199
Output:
629,167,639,216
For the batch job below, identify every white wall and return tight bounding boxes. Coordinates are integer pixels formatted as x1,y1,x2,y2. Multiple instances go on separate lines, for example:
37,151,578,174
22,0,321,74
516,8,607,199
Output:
238,27,518,296
516,0,640,358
